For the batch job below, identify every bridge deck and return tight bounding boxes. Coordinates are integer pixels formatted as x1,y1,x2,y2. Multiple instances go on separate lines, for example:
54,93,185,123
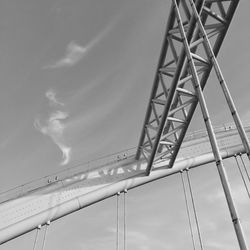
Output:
0,124,249,244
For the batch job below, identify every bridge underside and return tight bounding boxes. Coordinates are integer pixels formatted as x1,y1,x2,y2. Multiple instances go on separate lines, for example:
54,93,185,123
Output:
0,125,249,244
1,0,248,247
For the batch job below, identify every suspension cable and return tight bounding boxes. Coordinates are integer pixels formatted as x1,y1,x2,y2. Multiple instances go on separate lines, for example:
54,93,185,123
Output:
116,192,120,250
180,171,196,250
41,221,50,250
239,153,250,184
123,189,127,250
32,225,41,250
234,155,250,199
186,170,204,250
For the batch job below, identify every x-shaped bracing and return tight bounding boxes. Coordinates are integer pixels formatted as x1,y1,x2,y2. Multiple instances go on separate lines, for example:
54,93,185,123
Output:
136,0,241,175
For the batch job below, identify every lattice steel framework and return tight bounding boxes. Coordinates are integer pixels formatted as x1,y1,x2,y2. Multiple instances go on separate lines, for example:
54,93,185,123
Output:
136,0,250,175
1,0,250,248
136,0,250,248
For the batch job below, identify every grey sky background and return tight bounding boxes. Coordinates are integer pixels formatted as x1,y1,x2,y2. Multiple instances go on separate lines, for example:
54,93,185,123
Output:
0,0,250,249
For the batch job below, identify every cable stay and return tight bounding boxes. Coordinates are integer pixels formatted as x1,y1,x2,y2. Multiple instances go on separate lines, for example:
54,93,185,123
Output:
123,189,127,250
32,221,50,250
186,170,204,250
180,171,196,250
239,153,250,185
180,168,205,250
116,192,120,250
116,190,127,250
41,221,50,250
234,155,250,199
32,225,41,250
180,169,204,249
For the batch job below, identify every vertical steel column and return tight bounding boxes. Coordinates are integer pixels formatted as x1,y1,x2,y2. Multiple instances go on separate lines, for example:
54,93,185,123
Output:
188,0,250,161
172,1,249,249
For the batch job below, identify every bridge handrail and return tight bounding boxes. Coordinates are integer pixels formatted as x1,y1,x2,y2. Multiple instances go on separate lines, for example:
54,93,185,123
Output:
183,122,250,142
0,147,136,203
1,121,249,203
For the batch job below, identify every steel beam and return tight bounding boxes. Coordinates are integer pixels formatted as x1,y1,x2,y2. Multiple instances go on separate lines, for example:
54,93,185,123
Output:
189,0,250,161
173,0,248,249
168,0,241,172
136,0,241,177
0,146,246,245
0,125,249,244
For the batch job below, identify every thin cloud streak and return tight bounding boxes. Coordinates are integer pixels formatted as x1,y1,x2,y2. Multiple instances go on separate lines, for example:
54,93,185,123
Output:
45,41,87,68
34,91,72,166
44,21,116,69
46,88,64,106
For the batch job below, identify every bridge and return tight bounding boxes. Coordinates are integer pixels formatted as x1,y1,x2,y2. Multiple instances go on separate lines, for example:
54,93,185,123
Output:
1,0,250,249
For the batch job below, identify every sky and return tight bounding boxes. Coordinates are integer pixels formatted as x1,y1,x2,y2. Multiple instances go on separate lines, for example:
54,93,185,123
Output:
0,0,250,249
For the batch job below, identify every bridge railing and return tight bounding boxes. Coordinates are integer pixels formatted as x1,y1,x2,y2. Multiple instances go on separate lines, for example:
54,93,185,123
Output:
1,122,249,204
183,122,250,142
0,147,136,204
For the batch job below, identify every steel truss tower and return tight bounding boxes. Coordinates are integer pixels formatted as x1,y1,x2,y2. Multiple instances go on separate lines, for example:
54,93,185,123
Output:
136,0,249,249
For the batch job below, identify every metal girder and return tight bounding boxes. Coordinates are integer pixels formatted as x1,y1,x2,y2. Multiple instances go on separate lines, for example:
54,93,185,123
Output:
0,125,249,244
136,0,240,175
173,0,248,248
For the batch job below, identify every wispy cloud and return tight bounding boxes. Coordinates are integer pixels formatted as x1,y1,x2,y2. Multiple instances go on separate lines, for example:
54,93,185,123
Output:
45,41,87,69
34,90,71,165
44,21,116,69
46,88,64,106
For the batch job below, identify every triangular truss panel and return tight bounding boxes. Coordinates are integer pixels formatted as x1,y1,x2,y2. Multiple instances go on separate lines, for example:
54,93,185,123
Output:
1,1,250,248
136,0,240,175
